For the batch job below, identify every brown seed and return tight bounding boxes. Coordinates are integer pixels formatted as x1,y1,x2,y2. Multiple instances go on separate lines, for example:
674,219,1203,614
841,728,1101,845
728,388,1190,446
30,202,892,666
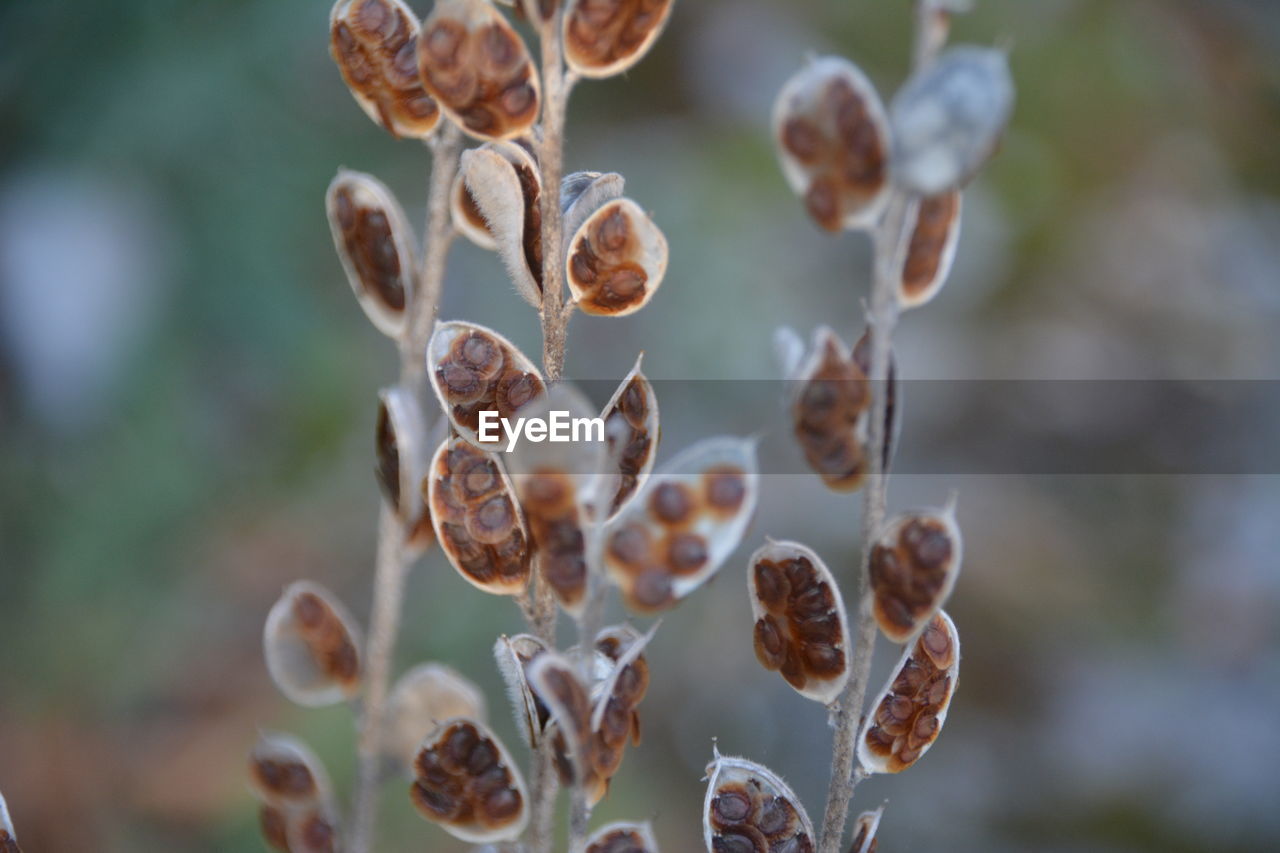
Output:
649,482,695,526
705,467,747,512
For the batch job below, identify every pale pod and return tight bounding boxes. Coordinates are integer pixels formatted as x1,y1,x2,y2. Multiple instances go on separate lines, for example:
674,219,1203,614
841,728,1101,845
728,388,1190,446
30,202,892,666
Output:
869,501,962,643
585,820,660,853
600,353,660,519
566,198,668,317
493,633,551,747
702,750,816,853
385,663,488,775
563,0,676,79
0,790,19,852
411,717,530,843
850,806,885,853
897,190,962,309
376,386,435,555
263,581,363,707
456,142,544,306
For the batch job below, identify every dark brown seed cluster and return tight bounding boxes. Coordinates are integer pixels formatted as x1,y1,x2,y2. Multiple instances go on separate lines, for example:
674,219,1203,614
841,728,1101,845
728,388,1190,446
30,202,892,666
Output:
332,182,408,317
565,0,673,76
259,805,289,851
707,776,814,853
248,738,337,853
430,439,530,593
292,591,361,689
417,4,539,139
603,374,656,515
901,191,959,301
586,827,653,853
435,330,544,441
331,0,441,138
251,754,317,803
751,555,846,694
869,515,956,642
792,335,869,492
520,470,587,610
569,202,651,315
411,721,525,835
863,614,955,773
584,633,650,801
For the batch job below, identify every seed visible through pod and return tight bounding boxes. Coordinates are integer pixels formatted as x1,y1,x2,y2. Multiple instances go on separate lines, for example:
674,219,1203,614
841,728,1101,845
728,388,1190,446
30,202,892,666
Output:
703,750,816,853
427,321,546,447
248,732,330,806
869,503,962,643
790,327,873,492
563,0,675,80
263,581,363,707
600,353,660,517
385,663,488,775
411,717,529,843
898,190,962,309
566,198,668,317
585,820,660,853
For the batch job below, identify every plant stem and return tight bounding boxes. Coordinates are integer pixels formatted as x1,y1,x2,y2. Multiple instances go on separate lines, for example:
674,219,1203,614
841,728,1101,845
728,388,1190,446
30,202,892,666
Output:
536,9,574,383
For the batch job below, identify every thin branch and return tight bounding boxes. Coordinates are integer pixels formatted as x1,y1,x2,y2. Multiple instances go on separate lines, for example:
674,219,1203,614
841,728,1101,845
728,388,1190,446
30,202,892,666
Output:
535,9,575,382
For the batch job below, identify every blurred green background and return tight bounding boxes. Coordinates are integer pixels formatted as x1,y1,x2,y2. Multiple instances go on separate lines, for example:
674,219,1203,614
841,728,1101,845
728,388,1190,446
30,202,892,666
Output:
2,0,1279,850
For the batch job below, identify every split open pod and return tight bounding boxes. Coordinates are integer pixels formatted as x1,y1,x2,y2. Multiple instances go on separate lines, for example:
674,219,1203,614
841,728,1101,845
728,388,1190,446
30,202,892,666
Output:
385,663,488,775
457,141,544,305
564,0,676,79
898,190,962,309
263,581,362,707
494,633,552,747
870,503,962,643
703,751,816,853
585,821,660,853
600,353,660,518
411,717,529,843
566,195,668,317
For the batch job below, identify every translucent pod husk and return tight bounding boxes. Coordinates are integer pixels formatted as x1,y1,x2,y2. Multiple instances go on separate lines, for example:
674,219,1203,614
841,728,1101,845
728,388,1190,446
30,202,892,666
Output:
789,327,870,493
426,320,546,448
870,501,962,644
585,820,660,853
457,142,544,306
600,353,660,519
702,749,816,853
859,610,960,774
329,0,441,139
248,731,336,810
897,190,962,310
282,802,342,853
326,169,418,338
582,625,655,804
563,0,675,80
561,171,625,256
526,652,595,782
0,791,19,852
263,581,363,707
416,0,541,141
566,198,668,317
376,385,434,556
385,663,488,776
889,46,1014,195
603,436,759,613
850,806,885,853
411,717,530,844
747,539,852,704
773,55,892,232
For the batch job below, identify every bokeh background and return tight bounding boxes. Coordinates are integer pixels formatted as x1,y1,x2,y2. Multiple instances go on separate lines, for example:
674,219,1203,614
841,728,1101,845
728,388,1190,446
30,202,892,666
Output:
3,0,1280,850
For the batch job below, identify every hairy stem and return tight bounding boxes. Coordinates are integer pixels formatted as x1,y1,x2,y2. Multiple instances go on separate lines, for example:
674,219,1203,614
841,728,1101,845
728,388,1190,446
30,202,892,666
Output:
536,10,574,382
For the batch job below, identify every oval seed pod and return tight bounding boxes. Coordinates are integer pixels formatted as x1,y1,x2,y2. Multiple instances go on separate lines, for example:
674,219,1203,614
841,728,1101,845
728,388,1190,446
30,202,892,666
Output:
376,386,434,555
748,540,851,704
248,732,334,808
773,56,892,232
451,168,499,251
860,611,960,774
562,172,626,255
603,436,758,613
889,46,1014,195
600,353,660,518
849,806,884,853
791,327,870,492
385,663,488,775
585,821,660,853
427,320,546,447
259,804,290,852
411,718,529,843
0,791,21,853
526,653,594,782
566,198,668,316
330,0,441,139
869,503,962,643
326,169,418,338
563,0,675,80
263,581,363,707
458,142,544,306
428,436,532,595
583,624,655,804
284,805,341,853
703,750,816,853
897,190,962,309
494,633,551,746
416,0,541,141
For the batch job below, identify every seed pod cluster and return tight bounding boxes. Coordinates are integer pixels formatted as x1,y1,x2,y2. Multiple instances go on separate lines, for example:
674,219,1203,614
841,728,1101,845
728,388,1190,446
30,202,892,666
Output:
264,581,363,707
585,821,660,853
601,354,660,517
773,56,892,232
748,541,850,704
494,633,552,746
604,437,758,612
848,807,883,853
859,611,959,774
566,198,668,316
564,0,676,79
329,0,441,139
457,142,544,306
703,752,816,853
416,0,540,140
869,506,962,643
522,468,590,612
326,169,418,338
898,190,962,309
248,733,341,853
427,321,546,447
428,436,531,596
376,387,434,555
411,718,529,843
385,663,488,775
527,653,598,794
0,792,21,853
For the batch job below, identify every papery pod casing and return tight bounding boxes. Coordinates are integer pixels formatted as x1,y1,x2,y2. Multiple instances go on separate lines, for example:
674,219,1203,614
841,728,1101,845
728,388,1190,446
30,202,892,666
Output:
563,0,676,80
385,663,488,775
566,197,668,316
457,142,544,306
859,611,960,774
326,169,418,338
411,717,530,843
451,164,499,251
247,733,341,847
416,0,541,141
870,501,962,644
702,750,816,853
897,190,962,309
283,803,342,853
427,320,547,448
330,0,441,139
600,353,660,518
748,539,851,704
561,171,625,254
526,652,595,785
376,386,434,555
263,581,363,707
584,624,655,804
585,821,660,853
773,56,892,232
0,791,21,853
603,436,758,612
849,806,884,853
889,46,1014,195
494,633,551,747
428,435,532,596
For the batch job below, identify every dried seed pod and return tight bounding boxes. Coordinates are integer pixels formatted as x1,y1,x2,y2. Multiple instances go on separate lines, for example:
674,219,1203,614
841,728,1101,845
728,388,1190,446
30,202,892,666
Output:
790,327,869,492
263,582,363,707
326,169,418,338
416,0,541,141
869,503,962,643
859,611,960,774
582,624,654,803
773,56,892,232
563,0,675,79
284,805,341,853
376,386,434,555
248,732,334,808
604,437,758,613
848,806,884,853
259,804,290,852
330,0,441,139
411,718,529,843
428,436,532,595
457,142,544,305
897,190,962,309
889,46,1014,194
526,653,595,779
703,751,816,853
0,792,21,853
386,663,488,774
600,353,660,517
748,540,851,704
566,198,668,316
494,633,552,746
585,821,660,853
451,169,499,251
427,321,546,447
561,171,626,255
